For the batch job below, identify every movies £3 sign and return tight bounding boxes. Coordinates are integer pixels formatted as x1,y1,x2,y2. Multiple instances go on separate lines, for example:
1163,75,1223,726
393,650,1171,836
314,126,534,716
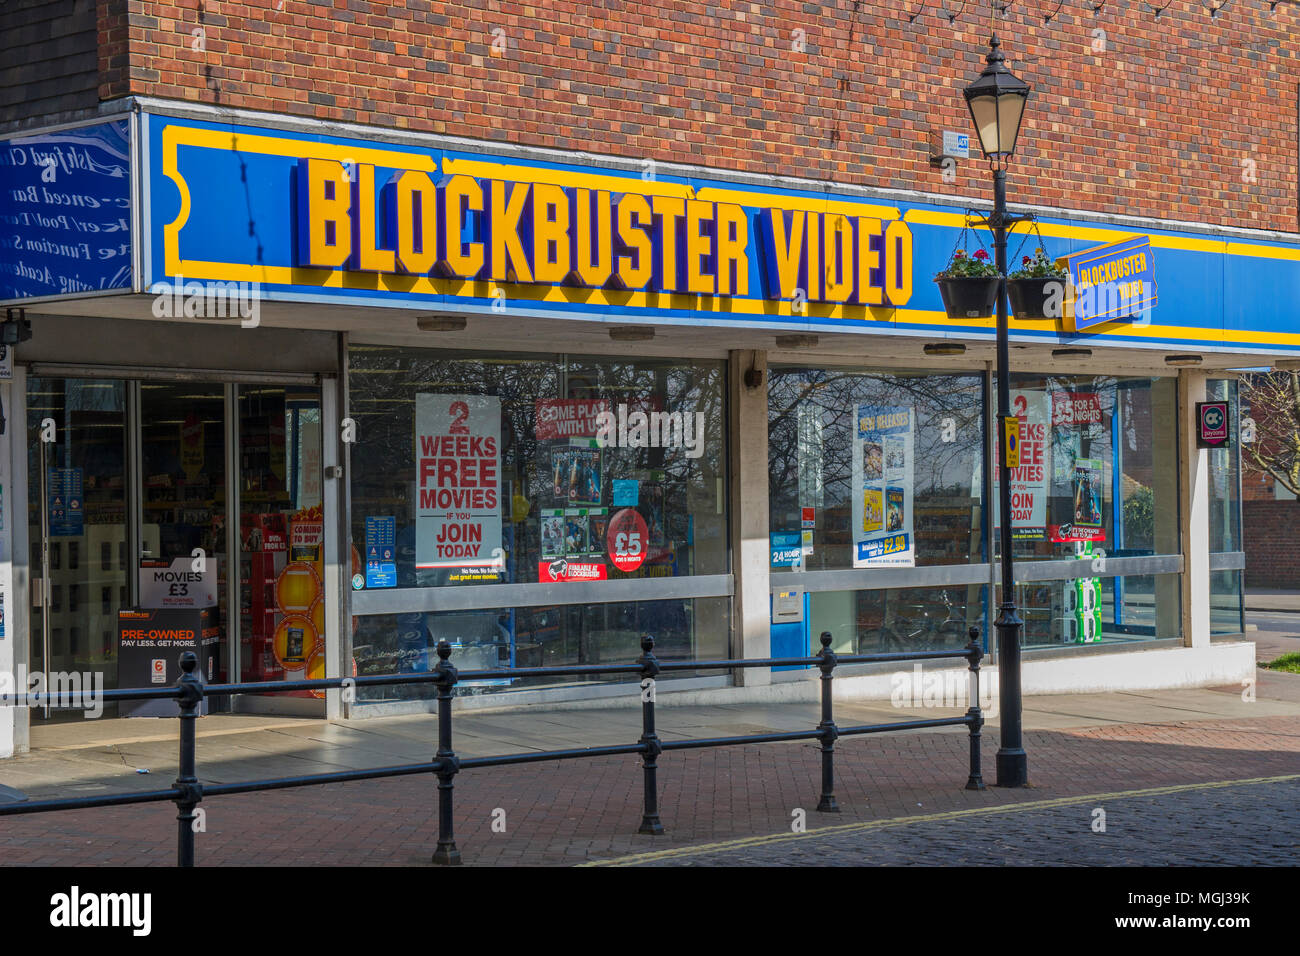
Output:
415,394,503,570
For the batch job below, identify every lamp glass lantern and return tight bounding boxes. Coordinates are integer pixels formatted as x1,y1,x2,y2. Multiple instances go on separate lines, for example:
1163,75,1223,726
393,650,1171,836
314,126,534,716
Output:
962,37,1030,160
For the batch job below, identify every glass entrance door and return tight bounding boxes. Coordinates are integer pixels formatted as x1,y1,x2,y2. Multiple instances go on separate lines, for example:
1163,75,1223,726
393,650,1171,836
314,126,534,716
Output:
235,385,325,699
27,377,129,721
27,375,326,720
138,382,229,680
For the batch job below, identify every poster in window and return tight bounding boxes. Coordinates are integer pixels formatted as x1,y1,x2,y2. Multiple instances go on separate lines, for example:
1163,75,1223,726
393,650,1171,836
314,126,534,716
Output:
852,405,914,567
641,482,667,547
563,510,590,555
415,394,503,570
1051,457,1106,542
540,510,565,559
550,443,602,506
992,389,1051,540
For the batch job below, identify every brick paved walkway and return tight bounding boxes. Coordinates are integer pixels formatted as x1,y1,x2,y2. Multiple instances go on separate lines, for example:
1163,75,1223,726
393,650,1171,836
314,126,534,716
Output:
2,712,1297,865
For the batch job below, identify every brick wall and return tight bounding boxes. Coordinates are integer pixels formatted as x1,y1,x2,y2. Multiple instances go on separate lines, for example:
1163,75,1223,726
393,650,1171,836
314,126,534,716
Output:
1243,468,1276,502
1244,499,1300,588
83,0,1299,234
0,0,100,126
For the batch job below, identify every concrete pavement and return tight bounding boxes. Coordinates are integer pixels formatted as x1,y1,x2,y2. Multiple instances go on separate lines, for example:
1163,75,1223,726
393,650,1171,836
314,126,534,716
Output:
1245,588,1300,614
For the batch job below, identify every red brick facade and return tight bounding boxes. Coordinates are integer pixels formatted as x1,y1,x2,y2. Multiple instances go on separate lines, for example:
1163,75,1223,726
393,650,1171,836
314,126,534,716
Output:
1244,499,1300,587
75,1,1300,234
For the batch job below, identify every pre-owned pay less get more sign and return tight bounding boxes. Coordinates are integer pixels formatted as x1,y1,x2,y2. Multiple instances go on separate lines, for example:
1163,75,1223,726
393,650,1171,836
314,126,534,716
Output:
295,159,915,305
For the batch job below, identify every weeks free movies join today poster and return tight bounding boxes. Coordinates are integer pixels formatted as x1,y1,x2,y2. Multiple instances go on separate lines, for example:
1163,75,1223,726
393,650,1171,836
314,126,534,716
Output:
415,393,503,570
852,405,915,568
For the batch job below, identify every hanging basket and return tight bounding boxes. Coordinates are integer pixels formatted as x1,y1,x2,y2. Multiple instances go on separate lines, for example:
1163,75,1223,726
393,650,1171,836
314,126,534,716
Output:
1007,277,1068,321
936,276,1000,319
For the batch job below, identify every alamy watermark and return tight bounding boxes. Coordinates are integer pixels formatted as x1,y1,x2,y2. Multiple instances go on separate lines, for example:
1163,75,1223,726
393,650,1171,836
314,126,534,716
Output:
594,403,706,458
150,273,261,327
890,663,998,718
0,666,105,718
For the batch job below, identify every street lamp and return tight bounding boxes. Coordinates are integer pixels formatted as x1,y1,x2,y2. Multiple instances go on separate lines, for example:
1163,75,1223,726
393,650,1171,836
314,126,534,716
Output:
963,35,1031,788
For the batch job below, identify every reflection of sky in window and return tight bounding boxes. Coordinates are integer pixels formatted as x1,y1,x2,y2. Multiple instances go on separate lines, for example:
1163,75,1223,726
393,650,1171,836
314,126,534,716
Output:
768,370,984,513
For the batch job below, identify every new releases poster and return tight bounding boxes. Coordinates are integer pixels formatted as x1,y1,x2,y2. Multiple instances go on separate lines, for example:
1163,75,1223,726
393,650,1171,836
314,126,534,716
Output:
852,405,915,567
415,394,503,569
1051,457,1106,543
550,444,602,506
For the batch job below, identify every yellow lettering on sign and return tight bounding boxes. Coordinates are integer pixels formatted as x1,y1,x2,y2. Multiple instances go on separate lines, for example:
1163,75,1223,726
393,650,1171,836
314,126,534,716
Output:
715,203,749,296
614,193,652,289
766,209,805,300
352,164,395,273
805,211,821,301
488,180,533,283
884,219,913,306
436,174,484,278
390,170,437,275
823,213,853,303
854,216,882,305
531,182,570,284
651,195,685,291
297,158,352,268
570,188,613,287
684,199,715,295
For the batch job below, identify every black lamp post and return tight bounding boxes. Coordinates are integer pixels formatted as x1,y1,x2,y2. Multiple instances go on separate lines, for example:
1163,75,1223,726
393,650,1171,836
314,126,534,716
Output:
963,35,1031,788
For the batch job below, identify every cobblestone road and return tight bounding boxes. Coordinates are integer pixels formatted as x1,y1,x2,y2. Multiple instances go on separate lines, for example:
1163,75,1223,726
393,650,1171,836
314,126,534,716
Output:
603,776,1300,866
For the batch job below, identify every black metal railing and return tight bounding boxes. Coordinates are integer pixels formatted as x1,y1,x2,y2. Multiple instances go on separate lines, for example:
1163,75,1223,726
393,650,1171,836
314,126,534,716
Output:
0,629,987,866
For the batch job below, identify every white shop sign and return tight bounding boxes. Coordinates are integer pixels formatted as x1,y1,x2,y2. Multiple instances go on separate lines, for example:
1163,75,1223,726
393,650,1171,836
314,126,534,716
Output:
138,557,219,609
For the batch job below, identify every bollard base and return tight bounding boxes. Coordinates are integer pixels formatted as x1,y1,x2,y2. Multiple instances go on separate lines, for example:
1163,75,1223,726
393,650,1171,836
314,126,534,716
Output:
995,749,1029,788
965,774,986,791
816,795,840,813
638,816,665,835
432,842,462,865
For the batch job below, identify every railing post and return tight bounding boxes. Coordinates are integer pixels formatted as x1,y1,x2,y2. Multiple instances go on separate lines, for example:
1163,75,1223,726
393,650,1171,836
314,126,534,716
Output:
172,651,205,867
964,627,987,791
431,640,462,865
636,634,665,835
815,631,840,812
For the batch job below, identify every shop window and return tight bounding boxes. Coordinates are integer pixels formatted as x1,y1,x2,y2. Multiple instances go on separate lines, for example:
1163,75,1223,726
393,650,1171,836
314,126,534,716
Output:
768,367,986,569
1000,375,1179,562
348,346,729,687
351,597,730,700
1001,572,1181,648
1207,379,1241,555
814,585,986,655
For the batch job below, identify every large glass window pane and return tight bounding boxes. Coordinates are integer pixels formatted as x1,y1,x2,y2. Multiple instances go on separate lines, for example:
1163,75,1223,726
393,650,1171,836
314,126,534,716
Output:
349,347,726,587
139,383,228,678
27,378,128,719
237,385,325,687
347,346,729,690
814,585,987,655
1003,571,1181,648
768,367,986,570
1210,570,1244,636
351,597,728,701
1207,378,1241,554
999,375,1179,562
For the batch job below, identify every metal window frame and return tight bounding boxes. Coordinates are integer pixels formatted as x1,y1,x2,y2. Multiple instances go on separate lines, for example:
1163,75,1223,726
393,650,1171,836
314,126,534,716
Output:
352,574,735,616
768,554,1183,594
